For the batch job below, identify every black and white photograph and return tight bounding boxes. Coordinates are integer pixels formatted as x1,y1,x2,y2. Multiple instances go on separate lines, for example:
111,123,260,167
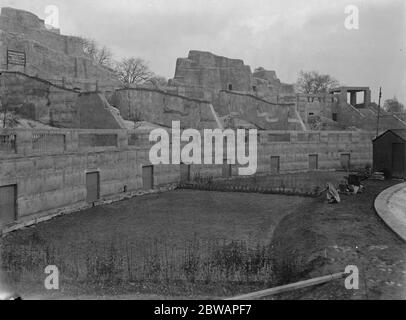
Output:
0,0,405,308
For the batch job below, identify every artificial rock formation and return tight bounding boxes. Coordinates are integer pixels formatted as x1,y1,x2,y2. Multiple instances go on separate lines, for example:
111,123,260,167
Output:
252,67,295,98
169,50,295,100
0,7,119,92
169,50,254,99
109,87,219,130
0,71,124,129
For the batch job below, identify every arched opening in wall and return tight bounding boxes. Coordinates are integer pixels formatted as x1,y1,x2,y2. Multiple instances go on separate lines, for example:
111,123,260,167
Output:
252,86,257,92
228,84,233,91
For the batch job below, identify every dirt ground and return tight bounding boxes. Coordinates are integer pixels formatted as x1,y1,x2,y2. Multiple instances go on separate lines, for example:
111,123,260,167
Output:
2,190,313,246
1,190,313,299
1,178,405,300
269,179,406,300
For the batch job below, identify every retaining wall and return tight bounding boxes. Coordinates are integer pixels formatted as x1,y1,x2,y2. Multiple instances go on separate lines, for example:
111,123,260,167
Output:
0,128,374,233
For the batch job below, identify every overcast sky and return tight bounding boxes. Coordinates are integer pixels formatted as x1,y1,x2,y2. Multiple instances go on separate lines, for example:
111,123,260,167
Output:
2,0,405,103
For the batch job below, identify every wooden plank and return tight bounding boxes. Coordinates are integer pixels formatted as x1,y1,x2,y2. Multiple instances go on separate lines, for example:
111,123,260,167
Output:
225,272,345,300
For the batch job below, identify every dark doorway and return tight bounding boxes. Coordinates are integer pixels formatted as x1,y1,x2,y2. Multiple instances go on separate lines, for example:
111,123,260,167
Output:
86,172,100,203
392,143,405,177
222,160,232,178
340,154,351,171
309,154,319,170
0,184,17,227
228,84,233,91
180,163,191,183
270,156,280,174
142,165,154,190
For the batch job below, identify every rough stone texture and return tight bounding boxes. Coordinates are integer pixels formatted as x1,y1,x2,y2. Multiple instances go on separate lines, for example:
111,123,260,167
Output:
213,91,304,130
74,92,126,129
0,7,120,92
170,50,253,94
169,51,295,102
253,68,295,98
0,71,79,127
0,72,125,129
109,87,219,129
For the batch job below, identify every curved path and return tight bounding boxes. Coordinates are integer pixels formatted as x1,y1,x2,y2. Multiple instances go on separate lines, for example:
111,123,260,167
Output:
375,182,406,241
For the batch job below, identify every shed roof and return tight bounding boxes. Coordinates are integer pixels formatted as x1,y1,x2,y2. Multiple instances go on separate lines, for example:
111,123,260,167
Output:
373,129,406,142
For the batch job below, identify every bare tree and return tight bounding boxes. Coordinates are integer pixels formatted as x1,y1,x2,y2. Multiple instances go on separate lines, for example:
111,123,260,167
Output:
96,45,113,67
297,71,339,94
384,96,405,113
114,57,154,87
145,75,168,89
79,37,113,67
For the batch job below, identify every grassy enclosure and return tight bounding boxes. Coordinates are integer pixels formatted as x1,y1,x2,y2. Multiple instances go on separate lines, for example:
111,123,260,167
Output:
0,189,315,297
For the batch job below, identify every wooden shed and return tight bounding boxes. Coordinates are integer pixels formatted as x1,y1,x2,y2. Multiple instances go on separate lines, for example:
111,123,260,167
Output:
373,129,406,178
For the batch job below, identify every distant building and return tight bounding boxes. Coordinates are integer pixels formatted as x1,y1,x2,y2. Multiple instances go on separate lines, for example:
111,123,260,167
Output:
373,129,406,178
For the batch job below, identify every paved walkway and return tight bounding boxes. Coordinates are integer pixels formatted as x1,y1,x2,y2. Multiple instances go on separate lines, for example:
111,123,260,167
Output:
375,182,406,241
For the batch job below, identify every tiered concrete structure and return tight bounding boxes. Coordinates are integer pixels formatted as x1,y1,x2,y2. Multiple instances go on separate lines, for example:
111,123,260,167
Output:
0,7,403,234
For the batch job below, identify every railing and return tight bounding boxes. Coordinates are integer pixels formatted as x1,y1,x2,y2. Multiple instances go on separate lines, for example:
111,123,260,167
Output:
0,129,126,156
32,133,66,152
0,134,16,153
0,129,374,157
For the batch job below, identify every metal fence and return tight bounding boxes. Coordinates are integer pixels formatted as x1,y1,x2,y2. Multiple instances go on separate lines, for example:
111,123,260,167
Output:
0,134,16,153
32,133,66,152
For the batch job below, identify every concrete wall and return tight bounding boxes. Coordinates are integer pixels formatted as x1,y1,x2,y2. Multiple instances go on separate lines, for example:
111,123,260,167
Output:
0,127,373,231
255,130,373,174
0,72,124,129
0,128,185,230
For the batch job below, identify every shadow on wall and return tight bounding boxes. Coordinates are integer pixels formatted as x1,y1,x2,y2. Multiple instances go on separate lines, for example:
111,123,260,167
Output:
74,92,126,129
108,87,219,130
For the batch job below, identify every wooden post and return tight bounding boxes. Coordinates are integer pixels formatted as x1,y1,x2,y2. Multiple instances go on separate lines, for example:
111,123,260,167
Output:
225,272,346,300
376,87,382,137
